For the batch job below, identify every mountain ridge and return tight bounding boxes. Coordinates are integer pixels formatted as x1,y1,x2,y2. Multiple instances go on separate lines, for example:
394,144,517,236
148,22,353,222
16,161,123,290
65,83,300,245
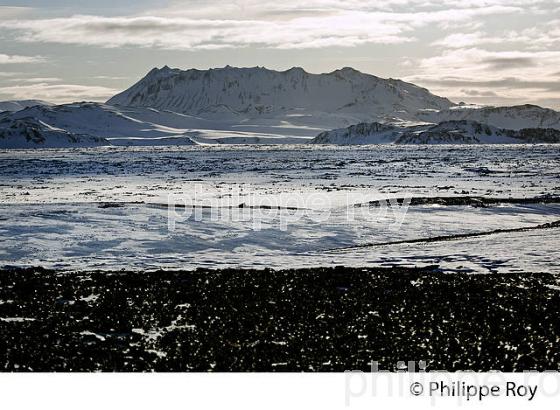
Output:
0,100,53,113
311,119,560,145
107,65,455,123
3,65,560,148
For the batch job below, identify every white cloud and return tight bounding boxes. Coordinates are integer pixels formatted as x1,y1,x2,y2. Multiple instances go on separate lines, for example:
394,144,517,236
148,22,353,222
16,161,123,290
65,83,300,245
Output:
432,32,504,48
512,22,560,50
432,21,560,50
404,48,560,107
8,77,62,83
160,0,549,17
0,14,410,50
0,83,118,104
0,54,44,64
413,48,560,78
0,3,522,50
94,75,129,80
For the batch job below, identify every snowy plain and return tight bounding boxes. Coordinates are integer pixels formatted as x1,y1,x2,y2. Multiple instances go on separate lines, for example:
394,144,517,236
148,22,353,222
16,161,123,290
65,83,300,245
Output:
0,144,559,274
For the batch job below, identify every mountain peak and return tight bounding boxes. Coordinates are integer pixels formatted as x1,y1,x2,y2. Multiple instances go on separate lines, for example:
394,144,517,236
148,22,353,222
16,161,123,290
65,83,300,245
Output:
339,66,359,73
285,66,306,74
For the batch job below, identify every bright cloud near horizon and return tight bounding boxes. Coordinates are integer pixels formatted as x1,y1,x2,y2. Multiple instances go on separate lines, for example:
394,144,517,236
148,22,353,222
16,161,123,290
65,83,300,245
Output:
0,0,559,107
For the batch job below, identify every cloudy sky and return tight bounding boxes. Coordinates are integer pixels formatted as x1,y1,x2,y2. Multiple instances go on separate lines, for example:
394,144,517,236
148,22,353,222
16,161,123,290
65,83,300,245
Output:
0,0,559,107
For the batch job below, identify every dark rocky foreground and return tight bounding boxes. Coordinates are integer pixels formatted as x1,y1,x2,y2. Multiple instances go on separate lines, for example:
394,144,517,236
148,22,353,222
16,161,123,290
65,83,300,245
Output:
1,266,559,372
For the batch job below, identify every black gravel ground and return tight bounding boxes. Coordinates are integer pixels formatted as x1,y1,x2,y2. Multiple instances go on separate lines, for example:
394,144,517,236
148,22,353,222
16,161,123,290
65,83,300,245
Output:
1,266,559,372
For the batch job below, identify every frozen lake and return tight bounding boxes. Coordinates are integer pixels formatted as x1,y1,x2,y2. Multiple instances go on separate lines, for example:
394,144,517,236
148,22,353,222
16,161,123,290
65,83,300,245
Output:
1,144,559,273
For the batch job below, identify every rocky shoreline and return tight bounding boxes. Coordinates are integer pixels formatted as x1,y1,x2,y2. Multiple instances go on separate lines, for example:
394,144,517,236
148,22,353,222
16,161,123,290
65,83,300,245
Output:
1,266,559,372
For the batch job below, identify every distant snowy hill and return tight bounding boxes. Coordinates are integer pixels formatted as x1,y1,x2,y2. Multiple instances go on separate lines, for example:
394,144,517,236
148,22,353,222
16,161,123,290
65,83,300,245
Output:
311,122,403,144
0,103,198,148
0,116,108,148
108,65,455,124
311,120,560,144
417,104,560,130
0,100,52,113
0,101,307,148
2,102,198,139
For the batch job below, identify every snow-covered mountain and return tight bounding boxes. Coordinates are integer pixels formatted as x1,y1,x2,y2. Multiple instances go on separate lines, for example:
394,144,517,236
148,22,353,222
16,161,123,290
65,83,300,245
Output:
0,100,52,113
311,120,560,144
4,66,560,148
0,101,310,148
417,104,560,130
0,116,108,148
1,102,197,139
107,65,560,136
311,122,404,144
108,65,455,124
0,102,198,148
